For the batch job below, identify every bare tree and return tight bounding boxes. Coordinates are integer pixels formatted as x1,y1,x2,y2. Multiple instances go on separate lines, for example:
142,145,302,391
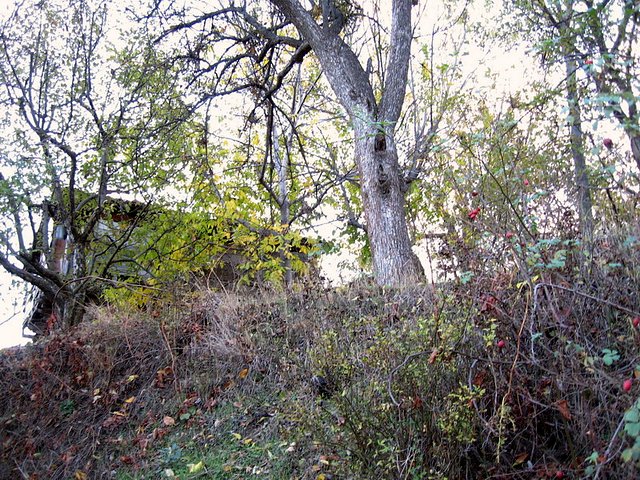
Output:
271,0,424,285
0,0,192,331
512,0,597,236
154,0,425,286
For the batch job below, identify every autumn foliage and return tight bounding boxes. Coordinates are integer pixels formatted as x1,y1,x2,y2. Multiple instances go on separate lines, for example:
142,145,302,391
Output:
2,225,640,479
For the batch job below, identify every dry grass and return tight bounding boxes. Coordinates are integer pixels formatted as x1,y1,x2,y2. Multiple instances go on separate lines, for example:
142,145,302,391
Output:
1,231,640,478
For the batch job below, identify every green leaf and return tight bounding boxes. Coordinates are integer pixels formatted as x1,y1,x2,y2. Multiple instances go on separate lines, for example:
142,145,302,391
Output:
459,271,474,284
601,349,620,366
586,451,599,464
624,409,640,423
624,422,640,437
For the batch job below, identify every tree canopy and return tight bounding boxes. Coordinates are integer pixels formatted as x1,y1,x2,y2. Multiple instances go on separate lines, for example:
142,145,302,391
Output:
0,0,639,327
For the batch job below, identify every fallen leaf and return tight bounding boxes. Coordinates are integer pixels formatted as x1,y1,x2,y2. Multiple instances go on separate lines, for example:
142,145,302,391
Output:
74,471,88,480
102,414,125,429
556,399,572,420
472,371,486,387
238,368,249,379
137,438,149,451
163,416,175,426
188,461,205,473
513,452,528,465
153,427,168,440
124,396,136,404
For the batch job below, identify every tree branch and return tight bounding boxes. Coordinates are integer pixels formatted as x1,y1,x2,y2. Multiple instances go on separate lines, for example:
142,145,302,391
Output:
380,0,413,124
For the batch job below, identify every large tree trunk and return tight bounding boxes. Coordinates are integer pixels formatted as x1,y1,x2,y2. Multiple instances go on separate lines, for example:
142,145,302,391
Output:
272,122,294,286
354,118,423,285
270,0,424,286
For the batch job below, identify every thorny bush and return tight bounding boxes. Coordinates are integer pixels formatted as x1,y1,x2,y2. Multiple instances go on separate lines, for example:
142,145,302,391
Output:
1,226,640,479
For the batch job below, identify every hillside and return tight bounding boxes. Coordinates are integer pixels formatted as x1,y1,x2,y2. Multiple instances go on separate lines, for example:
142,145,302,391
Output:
2,241,640,479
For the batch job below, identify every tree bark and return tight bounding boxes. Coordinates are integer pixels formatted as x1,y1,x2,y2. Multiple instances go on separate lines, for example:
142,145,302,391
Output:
564,53,594,238
539,0,594,238
354,118,424,285
631,135,640,173
270,0,424,286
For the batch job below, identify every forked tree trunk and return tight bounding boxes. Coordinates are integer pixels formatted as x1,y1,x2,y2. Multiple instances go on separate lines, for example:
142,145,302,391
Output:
270,0,424,286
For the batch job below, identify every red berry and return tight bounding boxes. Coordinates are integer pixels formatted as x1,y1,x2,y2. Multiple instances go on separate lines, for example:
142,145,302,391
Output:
497,340,506,349
632,317,639,328
585,59,593,65
472,190,479,197
623,379,633,392
523,179,530,186
603,138,614,149
505,232,514,239
555,471,565,479
468,207,481,220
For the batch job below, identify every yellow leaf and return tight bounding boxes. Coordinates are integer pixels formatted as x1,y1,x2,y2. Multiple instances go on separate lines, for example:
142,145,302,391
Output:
124,396,136,404
74,470,88,480
238,368,249,380
231,432,242,440
188,461,205,473
126,375,139,383
223,465,233,472
243,438,253,445
113,411,127,417
316,475,326,480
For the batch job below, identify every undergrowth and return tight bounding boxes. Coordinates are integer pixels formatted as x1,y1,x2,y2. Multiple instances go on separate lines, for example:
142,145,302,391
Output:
1,230,640,479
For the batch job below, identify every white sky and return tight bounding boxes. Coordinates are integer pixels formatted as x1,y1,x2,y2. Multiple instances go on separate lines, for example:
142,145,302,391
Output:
0,269,29,348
